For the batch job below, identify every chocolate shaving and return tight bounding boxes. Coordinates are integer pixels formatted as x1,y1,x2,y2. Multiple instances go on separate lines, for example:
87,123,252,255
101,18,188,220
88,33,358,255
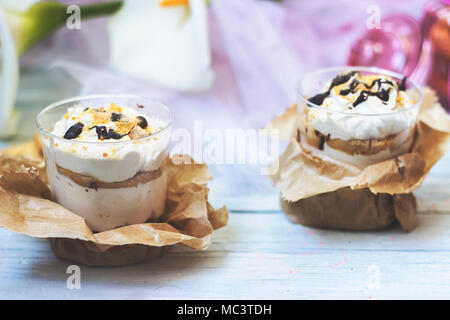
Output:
110,113,122,122
108,130,124,140
63,123,84,140
90,126,125,140
137,116,148,129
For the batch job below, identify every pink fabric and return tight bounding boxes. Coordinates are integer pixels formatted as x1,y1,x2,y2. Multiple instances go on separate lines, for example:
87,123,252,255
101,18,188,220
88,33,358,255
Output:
22,0,429,130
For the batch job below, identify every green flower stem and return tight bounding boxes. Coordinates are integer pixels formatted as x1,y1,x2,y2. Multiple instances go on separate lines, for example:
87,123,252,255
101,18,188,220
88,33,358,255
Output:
5,1,123,55
76,1,124,19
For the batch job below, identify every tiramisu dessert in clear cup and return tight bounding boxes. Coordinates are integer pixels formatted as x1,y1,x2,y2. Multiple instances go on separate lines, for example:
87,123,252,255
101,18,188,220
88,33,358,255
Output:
297,66,423,168
37,95,172,232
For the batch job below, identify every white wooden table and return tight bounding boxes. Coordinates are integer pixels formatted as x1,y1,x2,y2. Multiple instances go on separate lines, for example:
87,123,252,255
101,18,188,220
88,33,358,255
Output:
0,69,449,299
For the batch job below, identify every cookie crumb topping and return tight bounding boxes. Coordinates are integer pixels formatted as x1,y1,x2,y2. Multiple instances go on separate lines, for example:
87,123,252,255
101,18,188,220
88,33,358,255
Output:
58,102,165,142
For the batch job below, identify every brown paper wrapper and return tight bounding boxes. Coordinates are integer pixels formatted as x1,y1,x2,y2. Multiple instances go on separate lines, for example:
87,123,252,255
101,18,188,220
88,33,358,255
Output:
0,138,228,266
48,239,167,267
280,188,416,231
268,88,450,231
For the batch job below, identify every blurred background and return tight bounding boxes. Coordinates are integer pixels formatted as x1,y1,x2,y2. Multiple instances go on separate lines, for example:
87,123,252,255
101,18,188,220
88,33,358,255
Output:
0,0,449,209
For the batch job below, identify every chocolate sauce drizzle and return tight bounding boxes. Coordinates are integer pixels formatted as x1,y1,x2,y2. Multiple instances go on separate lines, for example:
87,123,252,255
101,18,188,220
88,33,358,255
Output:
308,71,358,106
339,79,359,96
315,130,330,151
308,92,329,106
308,71,399,109
317,131,326,151
352,88,391,107
351,78,394,107
398,76,407,91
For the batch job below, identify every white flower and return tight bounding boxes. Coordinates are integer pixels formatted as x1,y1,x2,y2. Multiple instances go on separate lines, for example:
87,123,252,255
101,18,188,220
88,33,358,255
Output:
108,0,213,91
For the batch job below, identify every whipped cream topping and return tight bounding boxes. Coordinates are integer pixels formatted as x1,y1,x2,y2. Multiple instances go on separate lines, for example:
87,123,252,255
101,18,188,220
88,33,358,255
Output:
47,103,170,183
303,71,417,140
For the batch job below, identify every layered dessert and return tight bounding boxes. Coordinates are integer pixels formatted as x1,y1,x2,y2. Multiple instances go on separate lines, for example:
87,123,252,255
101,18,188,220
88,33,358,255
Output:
298,70,420,167
39,99,171,232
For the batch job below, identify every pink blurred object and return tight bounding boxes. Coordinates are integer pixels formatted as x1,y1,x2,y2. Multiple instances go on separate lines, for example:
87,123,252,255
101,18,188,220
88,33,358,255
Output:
347,15,422,77
423,0,450,109
348,0,450,111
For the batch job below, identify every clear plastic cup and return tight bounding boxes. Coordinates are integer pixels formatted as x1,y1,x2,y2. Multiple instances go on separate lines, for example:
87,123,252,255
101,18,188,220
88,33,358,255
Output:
297,66,423,168
36,95,172,232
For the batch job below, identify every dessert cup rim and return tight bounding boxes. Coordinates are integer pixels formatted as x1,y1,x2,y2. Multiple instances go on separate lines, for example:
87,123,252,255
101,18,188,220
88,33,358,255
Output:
296,66,424,117
36,94,173,145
